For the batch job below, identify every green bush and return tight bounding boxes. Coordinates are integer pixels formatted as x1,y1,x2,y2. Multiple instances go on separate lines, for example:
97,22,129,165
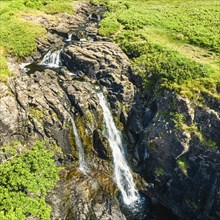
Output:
0,141,61,219
42,1,73,15
99,13,121,36
0,17,46,57
0,54,11,82
23,0,59,9
116,35,211,93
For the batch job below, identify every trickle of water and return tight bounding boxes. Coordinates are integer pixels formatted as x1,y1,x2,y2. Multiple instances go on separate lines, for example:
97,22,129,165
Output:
19,62,31,73
40,50,61,68
70,115,88,174
97,93,139,205
66,33,73,42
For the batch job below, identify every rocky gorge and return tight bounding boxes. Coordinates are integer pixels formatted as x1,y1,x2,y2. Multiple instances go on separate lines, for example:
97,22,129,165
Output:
0,1,220,220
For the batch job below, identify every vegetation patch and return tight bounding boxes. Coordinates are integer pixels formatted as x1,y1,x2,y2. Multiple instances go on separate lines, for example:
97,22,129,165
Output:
177,156,188,175
29,107,45,124
42,1,74,15
170,112,218,149
0,17,46,57
154,167,165,176
92,0,220,100
99,13,121,36
0,49,11,82
94,0,220,52
0,141,61,220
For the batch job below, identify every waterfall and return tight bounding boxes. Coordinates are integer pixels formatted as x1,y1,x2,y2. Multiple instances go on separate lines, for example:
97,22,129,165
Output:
97,93,139,205
70,116,87,173
40,50,61,68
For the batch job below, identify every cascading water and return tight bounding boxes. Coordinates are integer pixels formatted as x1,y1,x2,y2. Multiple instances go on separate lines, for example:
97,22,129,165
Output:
70,115,88,174
97,93,139,205
40,49,61,68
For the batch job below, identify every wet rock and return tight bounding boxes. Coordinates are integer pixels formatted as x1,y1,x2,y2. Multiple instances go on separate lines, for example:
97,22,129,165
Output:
93,130,109,160
47,168,125,220
195,107,220,145
62,41,135,104
130,90,220,219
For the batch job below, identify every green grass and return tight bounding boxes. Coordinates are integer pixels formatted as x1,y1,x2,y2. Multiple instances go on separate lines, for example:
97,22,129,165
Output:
42,0,74,14
95,0,220,52
0,17,46,57
0,0,74,82
0,0,74,58
0,48,11,82
92,0,220,100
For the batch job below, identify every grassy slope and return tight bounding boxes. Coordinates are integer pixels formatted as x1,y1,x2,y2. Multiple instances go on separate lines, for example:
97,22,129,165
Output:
92,0,220,101
0,0,74,82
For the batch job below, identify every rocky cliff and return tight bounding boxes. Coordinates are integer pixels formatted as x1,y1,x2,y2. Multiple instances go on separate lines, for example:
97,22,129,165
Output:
0,2,219,220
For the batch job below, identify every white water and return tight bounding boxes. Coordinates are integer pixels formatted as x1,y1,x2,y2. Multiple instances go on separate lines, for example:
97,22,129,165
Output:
66,33,72,42
98,93,139,205
19,62,31,73
67,71,76,76
70,116,88,174
40,50,61,68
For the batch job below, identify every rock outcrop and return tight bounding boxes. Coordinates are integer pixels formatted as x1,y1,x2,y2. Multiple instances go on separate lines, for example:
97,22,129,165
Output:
128,90,220,220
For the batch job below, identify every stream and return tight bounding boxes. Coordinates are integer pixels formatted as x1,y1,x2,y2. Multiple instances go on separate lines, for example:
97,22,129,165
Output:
18,4,179,220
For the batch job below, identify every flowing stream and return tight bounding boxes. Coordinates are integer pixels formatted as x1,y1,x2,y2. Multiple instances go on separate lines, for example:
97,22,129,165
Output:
97,93,139,205
40,49,61,68
70,115,87,173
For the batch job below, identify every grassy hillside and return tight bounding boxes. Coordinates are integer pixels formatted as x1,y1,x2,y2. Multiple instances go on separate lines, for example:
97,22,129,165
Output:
0,0,74,82
92,0,220,101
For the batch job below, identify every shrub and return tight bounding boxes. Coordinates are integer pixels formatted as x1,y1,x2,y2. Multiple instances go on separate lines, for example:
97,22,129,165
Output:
23,0,53,9
0,141,62,219
99,13,121,36
0,15,46,57
42,1,73,15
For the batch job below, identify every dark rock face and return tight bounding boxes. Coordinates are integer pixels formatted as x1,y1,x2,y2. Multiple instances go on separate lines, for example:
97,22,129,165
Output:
194,107,220,145
62,41,134,105
93,130,109,160
129,90,220,219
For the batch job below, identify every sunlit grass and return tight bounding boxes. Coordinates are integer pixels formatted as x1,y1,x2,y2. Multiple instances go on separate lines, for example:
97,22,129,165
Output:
92,0,220,100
